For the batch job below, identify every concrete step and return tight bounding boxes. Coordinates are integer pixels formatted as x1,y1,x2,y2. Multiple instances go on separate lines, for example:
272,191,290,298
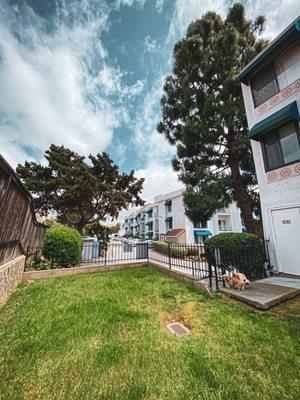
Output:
220,279,300,309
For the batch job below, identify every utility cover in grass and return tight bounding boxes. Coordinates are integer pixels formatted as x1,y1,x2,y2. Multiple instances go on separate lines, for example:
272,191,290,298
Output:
167,322,190,336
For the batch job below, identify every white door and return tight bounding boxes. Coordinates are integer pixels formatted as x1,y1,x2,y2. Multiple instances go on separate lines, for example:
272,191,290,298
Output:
271,207,300,275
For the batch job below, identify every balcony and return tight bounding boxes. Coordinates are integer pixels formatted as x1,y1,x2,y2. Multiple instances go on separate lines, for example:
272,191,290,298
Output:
217,208,230,214
218,225,232,232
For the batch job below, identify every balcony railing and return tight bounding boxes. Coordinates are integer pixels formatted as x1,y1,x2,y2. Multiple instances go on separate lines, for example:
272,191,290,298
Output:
218,226,232,232
217,208,230,214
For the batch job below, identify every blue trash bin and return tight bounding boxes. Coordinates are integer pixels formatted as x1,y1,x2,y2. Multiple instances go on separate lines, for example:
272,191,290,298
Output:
92,241,99,258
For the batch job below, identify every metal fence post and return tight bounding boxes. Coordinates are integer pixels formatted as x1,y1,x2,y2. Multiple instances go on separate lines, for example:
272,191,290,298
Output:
215,265,219,291
146,242,149,262
104,243,107,266
168,242,171,270
208,262,212,289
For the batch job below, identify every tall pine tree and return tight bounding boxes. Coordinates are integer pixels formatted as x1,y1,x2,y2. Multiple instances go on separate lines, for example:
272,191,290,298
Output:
157,3,267,233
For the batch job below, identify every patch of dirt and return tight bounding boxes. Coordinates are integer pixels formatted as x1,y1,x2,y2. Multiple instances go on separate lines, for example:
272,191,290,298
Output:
159,301,204,332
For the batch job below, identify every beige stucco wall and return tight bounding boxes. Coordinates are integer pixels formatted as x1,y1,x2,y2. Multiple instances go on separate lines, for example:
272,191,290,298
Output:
0,255,25,302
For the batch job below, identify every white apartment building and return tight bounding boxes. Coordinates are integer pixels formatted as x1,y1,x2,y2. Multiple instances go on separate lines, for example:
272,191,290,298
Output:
237,17,300,275
123,189,243,244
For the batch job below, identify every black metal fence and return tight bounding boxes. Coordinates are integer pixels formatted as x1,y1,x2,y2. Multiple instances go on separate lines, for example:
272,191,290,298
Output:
81,242,148,266
25,240,270,291
149,242,210,279
25,241,150,270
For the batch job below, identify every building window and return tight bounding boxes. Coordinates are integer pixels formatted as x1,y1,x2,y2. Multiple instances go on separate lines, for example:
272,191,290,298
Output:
262,121,300,171
250,62,279,108
250,39,300,108
218,220,226,231
275,39,300,90
194,221,207,229
166,219,173,231
165,200,172,212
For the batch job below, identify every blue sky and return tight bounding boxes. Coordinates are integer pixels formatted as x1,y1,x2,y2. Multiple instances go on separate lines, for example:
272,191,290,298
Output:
0,0,299,201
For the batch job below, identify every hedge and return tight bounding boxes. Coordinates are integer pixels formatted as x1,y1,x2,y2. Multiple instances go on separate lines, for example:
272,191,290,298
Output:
204,233,265,278
43,224,83,265
153,241,201,259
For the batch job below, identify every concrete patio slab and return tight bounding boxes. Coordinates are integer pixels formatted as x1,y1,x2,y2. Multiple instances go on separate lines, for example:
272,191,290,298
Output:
256,277,300,289
220,280,300,309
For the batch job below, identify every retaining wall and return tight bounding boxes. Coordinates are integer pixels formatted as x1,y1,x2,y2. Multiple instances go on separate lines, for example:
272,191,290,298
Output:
23,262,146,281
0,255,25,301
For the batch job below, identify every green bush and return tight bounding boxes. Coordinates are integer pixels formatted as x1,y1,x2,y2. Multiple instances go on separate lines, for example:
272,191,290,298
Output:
205,233,265,277
43,224,83,265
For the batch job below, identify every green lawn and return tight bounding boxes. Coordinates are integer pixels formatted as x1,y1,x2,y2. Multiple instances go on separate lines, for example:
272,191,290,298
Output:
0,267,299,400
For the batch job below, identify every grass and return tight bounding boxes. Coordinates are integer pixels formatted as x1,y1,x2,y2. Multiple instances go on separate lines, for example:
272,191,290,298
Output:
0,266,299,400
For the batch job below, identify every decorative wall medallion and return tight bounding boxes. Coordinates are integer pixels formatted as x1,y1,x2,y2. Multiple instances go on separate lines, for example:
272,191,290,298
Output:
257,78,300,116
294,163,300,175
280,167,291,177
267,162,300,183
267,171,278,181
258,103,268,114
269,96,280,106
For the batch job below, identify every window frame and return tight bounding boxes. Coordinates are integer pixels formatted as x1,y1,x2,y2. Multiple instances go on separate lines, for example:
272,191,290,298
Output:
249,38,299,109
166,219,173,231
194,221,208,229
165,203,172,213
261,121,300,172
250,61,279,108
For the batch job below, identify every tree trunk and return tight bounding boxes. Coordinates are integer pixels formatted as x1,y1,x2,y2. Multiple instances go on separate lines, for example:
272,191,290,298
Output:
227,134,257,234
231,171,257,234
74,221,85,234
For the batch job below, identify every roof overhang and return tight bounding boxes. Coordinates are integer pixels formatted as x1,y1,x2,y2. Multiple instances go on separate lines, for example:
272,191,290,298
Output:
165,228,185,237
248,101,300,141
164,200,172,206
237,17,300,84
165,216,173,222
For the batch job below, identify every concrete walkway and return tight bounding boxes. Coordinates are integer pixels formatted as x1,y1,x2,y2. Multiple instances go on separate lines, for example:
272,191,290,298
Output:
220,276,300,309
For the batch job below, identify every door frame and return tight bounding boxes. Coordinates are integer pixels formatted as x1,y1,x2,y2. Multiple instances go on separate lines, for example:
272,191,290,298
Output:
269,203,300,274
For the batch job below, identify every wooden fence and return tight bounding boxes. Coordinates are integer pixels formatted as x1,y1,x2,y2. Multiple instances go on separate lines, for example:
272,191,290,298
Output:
0,155,46,265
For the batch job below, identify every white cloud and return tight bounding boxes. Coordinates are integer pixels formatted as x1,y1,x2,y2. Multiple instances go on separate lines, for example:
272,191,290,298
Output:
167,0,227,43
167,0,299,44
143,35,157,53
0,1,144,167
96,65,145,97
135,162,182,202
131,73,174,164
115,0,146,8
155,0,164,14
245,0,300,39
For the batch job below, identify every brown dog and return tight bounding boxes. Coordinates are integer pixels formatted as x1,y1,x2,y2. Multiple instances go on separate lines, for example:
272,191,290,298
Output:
222,273,250,291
